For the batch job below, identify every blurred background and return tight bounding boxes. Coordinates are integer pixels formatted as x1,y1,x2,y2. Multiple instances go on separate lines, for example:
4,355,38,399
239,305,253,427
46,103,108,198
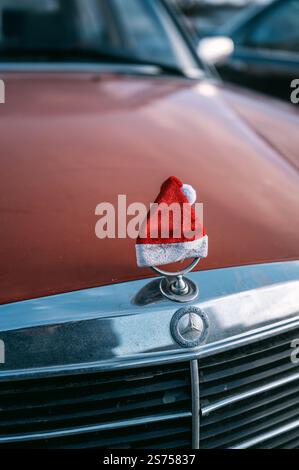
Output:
170,0,270,37
0,0,298,102
170,0,299,102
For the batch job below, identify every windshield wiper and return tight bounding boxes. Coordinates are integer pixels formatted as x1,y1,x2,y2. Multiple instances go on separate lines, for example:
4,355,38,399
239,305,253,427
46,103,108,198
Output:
0,47,200,78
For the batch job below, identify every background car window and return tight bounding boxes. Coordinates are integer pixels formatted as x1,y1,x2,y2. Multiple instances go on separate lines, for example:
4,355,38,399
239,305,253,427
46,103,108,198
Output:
0,0,107,50
114,0,185,66
243,0,299,54
0,0,197,70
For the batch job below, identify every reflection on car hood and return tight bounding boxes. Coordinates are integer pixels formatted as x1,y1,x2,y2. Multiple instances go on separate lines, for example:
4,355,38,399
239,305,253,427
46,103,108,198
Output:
0,72,299,304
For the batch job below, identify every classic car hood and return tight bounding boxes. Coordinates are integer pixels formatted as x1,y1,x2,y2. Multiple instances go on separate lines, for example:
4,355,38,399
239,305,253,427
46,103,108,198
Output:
0,72,299,304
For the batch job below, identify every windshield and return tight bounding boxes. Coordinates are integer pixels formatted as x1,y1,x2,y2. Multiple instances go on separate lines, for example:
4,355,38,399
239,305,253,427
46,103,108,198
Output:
0,0,198,70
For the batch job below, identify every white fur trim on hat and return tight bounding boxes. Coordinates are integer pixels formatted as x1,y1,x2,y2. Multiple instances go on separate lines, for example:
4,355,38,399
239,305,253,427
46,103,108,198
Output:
136,236,208,267
182,184,196,205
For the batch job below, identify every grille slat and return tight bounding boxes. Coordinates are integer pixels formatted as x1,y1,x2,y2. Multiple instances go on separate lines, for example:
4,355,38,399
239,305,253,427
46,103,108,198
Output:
0,389,190,432
0,363,192,448
231,418,299,449
2,418,192,449
0,375,189,412
200,328,299,369
201,380,299,427
201,361,296,399
199,327,299,449
0,365,187,395
201,403,299,448
256,427,299,449
200,347,292,383
280,438,299,449
201,388,299,440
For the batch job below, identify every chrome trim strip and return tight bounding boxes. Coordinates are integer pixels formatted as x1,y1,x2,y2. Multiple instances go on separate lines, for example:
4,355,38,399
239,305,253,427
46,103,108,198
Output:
1,261,298,332
0,411,191,444
0,261,298,377
190,360,200,449
0,62,203,78
202,372,299,416
198,315,299,359
0,63,161,74
230,418,299,449
1,314,299,382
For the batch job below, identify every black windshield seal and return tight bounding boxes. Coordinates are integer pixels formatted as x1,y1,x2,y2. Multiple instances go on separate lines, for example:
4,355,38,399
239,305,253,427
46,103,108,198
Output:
0,47,203,77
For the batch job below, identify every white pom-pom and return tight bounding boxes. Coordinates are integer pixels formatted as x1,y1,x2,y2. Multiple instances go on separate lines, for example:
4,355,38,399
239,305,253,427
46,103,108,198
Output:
182,184,196,205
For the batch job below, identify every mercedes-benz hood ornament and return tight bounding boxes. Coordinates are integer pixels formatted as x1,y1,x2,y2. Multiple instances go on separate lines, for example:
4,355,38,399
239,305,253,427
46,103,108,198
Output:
135,176,208,302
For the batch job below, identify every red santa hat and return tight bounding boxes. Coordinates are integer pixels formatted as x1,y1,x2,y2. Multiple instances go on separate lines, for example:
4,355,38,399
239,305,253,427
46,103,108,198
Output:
136,176,208,267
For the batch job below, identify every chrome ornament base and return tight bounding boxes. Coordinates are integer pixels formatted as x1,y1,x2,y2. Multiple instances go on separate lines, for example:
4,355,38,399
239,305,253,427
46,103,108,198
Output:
152,258,200,303
159,276,199,303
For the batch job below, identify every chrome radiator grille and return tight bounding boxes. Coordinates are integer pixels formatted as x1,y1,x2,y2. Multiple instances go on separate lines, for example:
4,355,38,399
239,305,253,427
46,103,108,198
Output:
0,363,192,449
1,327,299,449
199,327,299,449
